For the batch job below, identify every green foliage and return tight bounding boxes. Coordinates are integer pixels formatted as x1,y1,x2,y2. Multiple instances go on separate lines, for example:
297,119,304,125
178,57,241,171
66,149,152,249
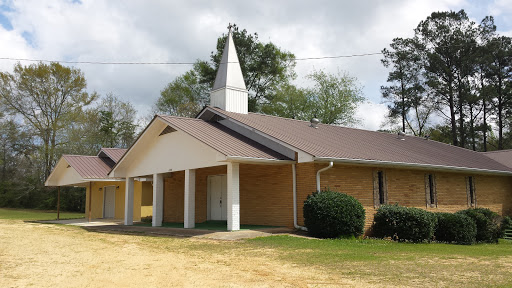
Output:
303,190,365,239
381,37,433,136
141,216,152,223
262,70,365,125
457,208,502,243
0,62,137,211
97,93,138,148
155,70,209,117
381,9,512,151
0,62,96,178
501,216,512,237
158,24,296,115
260,83,312,120
204,24,296,111
435,212,477,245
306,70,365,125
372,204,436,242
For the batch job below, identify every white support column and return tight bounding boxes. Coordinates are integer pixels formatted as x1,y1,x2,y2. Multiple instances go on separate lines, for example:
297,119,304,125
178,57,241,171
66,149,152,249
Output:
227,162,240,231
152,173,164,227
184,169,196,228
124,177,134,225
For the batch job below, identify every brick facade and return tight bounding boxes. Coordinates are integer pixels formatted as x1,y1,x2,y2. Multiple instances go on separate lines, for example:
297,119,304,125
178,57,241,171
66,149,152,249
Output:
306,163,512,230
162,162,512,231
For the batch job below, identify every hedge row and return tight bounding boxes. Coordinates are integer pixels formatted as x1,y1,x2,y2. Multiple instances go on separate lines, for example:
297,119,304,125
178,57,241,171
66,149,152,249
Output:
372,204,509,244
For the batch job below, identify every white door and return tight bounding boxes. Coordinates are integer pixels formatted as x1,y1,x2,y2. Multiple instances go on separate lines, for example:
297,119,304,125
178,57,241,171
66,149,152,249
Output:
103,186,116,219
208,175,227,221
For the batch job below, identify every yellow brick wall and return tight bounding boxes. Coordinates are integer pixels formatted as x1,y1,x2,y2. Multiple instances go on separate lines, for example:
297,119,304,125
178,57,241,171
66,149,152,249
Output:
294,164,512,231
163,171,185,223
239,164,294,227
162,164,294,227
140,182,153,218
85,180,144,221
160,162,512,231
296,162,318,228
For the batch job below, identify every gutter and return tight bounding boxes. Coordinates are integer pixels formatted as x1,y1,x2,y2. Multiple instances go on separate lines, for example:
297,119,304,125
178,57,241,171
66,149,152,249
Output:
313,157,512,176
316,162,333,192
292,164,307,231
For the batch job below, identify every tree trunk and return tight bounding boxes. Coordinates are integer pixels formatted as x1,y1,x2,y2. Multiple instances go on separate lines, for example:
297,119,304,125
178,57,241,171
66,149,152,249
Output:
497,75,503,150
401,79,406,133
448,81,458,146
481,72,487,152
470,104,476,151
458,76,465,148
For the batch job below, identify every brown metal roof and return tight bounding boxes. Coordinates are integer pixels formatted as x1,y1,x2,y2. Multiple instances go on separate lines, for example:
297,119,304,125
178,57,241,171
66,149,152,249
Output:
482,150,512,169
99,148,127,163
63,155,112,179
206,107,512,173
158,115,290,160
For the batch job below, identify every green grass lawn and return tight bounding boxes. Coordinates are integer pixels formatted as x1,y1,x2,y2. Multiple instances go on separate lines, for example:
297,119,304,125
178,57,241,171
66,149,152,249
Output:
242,235,512,287
0,208,84,221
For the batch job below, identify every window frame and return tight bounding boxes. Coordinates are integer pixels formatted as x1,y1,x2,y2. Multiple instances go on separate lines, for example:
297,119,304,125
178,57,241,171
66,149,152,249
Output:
466,176,476,207
425,173,437,208
373,170,388,207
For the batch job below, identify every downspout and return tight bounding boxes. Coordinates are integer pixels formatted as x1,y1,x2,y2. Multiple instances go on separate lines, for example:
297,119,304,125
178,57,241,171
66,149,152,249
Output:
292,164,307,231
316,162,333,192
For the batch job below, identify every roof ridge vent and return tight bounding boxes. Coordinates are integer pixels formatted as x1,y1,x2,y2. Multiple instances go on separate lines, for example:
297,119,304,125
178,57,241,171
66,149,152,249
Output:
310,118,320,128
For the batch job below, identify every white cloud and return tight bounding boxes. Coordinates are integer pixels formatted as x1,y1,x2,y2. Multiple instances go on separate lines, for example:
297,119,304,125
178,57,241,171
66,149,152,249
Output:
0,0,509,130
355,102,389,131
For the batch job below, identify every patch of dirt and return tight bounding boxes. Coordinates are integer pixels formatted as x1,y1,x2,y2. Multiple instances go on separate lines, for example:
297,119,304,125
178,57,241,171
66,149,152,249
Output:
0,220,377,287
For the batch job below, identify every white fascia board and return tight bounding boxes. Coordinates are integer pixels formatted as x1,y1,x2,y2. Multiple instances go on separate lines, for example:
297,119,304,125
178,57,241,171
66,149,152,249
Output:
85,178,125,182
314,157,512,176
223,156,296,164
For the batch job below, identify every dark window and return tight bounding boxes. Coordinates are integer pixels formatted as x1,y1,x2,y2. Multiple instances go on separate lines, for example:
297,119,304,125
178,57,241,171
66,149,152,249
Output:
373,170,387,207
378,171,385,205
467,176,476,207
425,174,436,207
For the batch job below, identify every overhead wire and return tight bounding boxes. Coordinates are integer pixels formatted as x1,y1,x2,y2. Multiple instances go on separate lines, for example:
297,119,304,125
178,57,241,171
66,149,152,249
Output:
0,52,384,65
0,38,507,65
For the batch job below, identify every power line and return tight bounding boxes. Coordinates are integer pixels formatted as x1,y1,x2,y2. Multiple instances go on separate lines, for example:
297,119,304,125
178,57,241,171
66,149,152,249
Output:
0,52,384,66
0,57,196,65
2,38,506,65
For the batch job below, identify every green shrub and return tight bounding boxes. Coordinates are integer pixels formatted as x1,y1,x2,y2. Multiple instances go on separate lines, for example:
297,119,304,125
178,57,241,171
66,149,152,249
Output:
435,212,477,245
141,216,152,223
501,216,512,237
457,208,501,243
372,204,436,243
303,190,365,239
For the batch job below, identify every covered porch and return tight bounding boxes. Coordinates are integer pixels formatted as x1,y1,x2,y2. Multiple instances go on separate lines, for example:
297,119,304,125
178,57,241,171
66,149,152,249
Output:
110,116,294,231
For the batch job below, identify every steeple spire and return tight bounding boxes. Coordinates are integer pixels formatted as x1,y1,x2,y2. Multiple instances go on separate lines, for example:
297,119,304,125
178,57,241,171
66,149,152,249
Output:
210,24,248,114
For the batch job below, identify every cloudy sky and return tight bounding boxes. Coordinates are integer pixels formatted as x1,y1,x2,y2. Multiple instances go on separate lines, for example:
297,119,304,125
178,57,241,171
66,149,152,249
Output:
1,0,511,130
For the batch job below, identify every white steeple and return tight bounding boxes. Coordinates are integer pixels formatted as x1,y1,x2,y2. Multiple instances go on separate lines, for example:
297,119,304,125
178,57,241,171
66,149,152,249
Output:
210,24,248,114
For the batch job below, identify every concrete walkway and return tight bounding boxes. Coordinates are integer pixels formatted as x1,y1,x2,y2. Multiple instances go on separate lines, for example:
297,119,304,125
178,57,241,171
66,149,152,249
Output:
38,219,298,240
